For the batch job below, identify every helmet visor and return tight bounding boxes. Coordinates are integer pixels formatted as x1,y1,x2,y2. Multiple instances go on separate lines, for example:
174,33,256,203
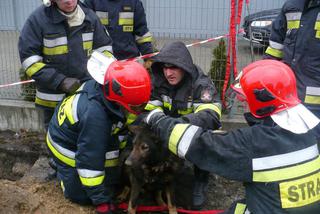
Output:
231,71,247,102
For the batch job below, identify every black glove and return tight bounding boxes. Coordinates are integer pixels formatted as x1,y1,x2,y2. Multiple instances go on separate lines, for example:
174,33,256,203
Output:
143,109,166,127
59,77,81,94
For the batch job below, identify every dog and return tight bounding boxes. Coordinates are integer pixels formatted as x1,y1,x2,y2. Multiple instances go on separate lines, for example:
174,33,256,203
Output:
122,124,183,214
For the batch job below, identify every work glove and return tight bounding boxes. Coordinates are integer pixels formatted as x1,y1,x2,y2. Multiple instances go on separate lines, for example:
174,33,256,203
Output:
96,203,113,214
142,108,166,128
58,77,81,94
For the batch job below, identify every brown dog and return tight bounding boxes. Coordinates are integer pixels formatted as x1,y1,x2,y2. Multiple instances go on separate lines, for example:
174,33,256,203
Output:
123,124,183,214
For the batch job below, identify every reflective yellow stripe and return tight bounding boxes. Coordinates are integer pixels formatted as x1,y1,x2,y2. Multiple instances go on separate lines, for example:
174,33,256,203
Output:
83,41,93,50
194,103,222,118
79,174,104,186
253,156,320,182
287,20,300,29
60,180,65,192
145,104,158,111
43,45,68,55
177,108,193,115
35,97,59,108
119,141,127,149
164,102,172,110
104,158,119,167
102,51,113,58
168,124,189,155
136,36,153,44
46,134,76,167
314,21,320,30
26,62,46,77
265,46,283,58
119,18,133,25
234,203,247,214
316,31,320,39
100,18,109,25
126,113,137,125
305,95,320,104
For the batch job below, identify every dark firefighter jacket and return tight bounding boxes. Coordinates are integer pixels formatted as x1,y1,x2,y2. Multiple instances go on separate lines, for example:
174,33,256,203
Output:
46,80,125,205
150,114,320,214
265,0,320,117
146,41,221,130
18,3,113,109
83,0,153,60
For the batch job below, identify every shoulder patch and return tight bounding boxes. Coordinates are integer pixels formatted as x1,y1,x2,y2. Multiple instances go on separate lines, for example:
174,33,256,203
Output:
201,89,214,102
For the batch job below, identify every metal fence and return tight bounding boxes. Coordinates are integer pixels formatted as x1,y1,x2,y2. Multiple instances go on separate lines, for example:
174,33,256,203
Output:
0,0,285,101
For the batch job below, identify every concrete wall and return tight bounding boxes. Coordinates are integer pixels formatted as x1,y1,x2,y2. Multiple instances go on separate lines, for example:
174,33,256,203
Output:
0,100,45,132
0,99,246,132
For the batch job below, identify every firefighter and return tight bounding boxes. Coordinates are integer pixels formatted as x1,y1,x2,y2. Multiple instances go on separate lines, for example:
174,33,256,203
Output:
265,0,320,119
18,0,114,130
83,0,154,61
145,41,222,210
143,59,320,214
46,52,151,214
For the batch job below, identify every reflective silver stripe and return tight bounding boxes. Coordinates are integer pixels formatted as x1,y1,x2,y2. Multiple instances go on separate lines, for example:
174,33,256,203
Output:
43,37,68,48
162,95,172,105
145,108,163,124
177,125,199,158
148,100,163,107
94,46,113,54
252,144,319,170
77,169,104,178
36,90,65,102
72,94,80,123
306,86,320,96
82,32,93,42
269,40,284,50
96,11,108,19
245,209,251,214
119,12,134,19
135,32,152,41
317,12,320,21
285,12,302,21
105,150,119,160
22,55,43,70
47,131,75,159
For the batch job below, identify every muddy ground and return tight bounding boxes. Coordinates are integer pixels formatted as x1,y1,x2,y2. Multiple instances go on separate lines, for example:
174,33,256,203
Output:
0,130,244,214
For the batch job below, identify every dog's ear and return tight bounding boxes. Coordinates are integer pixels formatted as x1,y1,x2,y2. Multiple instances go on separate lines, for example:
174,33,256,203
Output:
128,125,144,135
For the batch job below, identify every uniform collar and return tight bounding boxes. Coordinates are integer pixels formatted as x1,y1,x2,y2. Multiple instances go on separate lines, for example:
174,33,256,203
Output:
271,104,320,134
49,4,90,24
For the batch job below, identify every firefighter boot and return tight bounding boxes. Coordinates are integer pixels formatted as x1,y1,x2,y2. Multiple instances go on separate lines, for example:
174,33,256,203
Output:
192,166,209,210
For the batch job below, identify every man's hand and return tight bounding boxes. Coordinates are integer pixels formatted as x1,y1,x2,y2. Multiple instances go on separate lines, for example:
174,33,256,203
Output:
59,77,81,94
143,108,166,126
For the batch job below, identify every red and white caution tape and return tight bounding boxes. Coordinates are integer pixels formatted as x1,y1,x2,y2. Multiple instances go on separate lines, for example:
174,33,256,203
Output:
0,30,243,89
0,79,35,88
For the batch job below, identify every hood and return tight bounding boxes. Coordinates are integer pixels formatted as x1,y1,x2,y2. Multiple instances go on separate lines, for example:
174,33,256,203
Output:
151,41,197,86
243,8,280,23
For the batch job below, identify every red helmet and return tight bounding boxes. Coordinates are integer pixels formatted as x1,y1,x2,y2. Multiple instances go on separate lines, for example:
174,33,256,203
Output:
103,61,151,114
232,59,300,118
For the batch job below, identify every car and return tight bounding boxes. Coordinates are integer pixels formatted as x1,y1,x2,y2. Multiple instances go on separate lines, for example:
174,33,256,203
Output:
242,8,281,46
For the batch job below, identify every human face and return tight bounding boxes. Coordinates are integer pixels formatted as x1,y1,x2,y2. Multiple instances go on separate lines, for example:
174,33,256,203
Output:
55,0,77,13
163,66,185,86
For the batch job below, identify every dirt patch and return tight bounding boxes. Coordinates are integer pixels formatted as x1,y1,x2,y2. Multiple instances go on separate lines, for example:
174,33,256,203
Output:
0,130,244,213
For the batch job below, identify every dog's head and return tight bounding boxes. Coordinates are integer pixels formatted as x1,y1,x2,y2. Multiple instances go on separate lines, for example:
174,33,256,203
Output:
125,124,166,167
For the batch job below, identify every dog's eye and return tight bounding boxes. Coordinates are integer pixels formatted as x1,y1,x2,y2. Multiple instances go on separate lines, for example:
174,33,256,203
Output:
141,143,149,150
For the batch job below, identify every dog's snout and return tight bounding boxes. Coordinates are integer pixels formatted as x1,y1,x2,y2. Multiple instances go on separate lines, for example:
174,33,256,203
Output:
125,158,132,166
